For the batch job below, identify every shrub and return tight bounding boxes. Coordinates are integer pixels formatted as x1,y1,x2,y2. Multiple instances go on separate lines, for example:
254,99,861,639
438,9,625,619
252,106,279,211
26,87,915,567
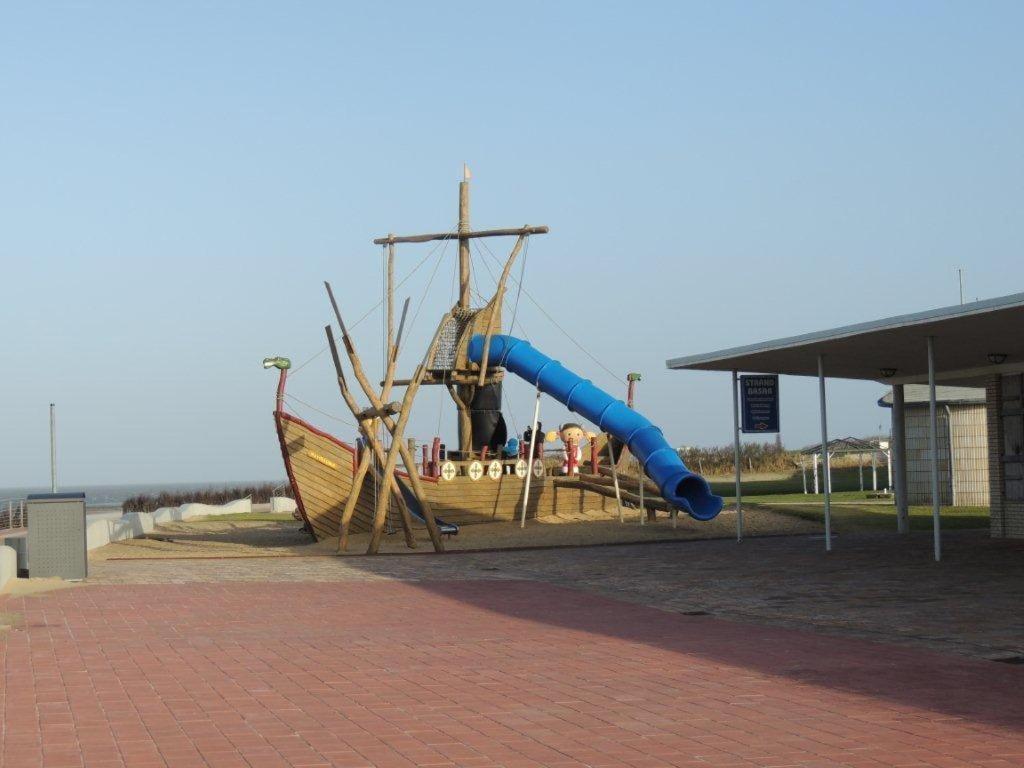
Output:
678,442,798,476
121,482,293,514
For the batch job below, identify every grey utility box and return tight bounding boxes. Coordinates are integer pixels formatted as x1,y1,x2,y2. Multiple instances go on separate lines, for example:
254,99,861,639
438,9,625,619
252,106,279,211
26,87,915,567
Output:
26,492,87,580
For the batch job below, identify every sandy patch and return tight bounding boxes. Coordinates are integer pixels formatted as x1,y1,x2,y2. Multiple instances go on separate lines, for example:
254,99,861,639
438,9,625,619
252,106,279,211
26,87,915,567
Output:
1,576,81,599
89,505,819,559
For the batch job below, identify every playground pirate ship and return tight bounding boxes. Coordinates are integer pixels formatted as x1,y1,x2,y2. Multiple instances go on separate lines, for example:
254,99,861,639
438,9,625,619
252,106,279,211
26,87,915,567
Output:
268,172,723,554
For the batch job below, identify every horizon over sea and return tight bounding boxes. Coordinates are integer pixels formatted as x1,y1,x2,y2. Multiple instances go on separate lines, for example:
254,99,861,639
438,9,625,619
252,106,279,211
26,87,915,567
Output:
0,480,288,509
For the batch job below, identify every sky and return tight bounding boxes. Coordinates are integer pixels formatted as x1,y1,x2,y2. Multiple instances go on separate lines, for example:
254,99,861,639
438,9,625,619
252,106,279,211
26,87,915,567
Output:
1,1,1022,487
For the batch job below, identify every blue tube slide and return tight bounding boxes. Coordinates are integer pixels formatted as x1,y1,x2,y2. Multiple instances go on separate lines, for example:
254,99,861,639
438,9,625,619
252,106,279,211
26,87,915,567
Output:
467,335,723,521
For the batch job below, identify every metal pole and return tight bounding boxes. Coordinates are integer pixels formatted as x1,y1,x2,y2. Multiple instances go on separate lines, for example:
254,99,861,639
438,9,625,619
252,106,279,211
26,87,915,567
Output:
928,337,941,561
49,402,57,493
892,384,909,533
813,453,819,494
817,355,832,552
520,389,542,528
731,370,743,542
827,452,833,499
801,460,807,494
871,451,878,491
858,452,864,491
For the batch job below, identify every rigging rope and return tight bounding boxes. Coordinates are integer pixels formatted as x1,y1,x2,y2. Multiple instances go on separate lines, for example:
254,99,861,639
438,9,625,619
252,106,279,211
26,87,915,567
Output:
282,394,357,430
406,233,452,351
287,227,460,379
472,239,532,341
509,235,528,335
288,345,329,376
476,237,623,386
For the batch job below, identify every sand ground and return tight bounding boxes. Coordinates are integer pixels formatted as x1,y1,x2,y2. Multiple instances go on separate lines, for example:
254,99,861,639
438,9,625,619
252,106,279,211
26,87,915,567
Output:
89,504,820,559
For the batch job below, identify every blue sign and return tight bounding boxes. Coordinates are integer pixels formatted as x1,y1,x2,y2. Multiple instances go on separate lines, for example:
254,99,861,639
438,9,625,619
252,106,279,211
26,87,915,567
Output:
741,375,780,433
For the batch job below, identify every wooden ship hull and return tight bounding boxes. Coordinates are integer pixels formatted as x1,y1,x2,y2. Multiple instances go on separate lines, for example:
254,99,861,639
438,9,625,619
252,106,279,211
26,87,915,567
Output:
275,405,617,542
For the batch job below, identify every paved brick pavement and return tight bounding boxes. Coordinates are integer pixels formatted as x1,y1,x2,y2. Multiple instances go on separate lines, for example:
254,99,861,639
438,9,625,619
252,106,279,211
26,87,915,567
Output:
4,530,1023,767
2,579,1023,768
86,530,1024,659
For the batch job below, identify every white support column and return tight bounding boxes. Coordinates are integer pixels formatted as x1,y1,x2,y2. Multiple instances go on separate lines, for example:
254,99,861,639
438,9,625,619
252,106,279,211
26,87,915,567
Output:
801,460,807,494
813,453,819,494
871,451,878,491
818,355,832,552
731,370,743,542
927,337,941,562
827,452,834,497
892,384,909,533
520,389,542,529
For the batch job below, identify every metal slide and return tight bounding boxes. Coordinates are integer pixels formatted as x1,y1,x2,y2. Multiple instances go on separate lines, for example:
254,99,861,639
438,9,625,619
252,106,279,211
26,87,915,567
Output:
392,475,460,536
467,334,723,521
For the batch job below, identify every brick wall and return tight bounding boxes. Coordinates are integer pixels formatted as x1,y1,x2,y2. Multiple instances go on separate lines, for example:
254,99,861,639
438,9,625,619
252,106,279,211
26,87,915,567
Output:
986,376,1005,537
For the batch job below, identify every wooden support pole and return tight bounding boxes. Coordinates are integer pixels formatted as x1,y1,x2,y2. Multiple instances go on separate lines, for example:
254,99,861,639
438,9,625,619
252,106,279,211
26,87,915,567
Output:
386,240,395,364
326,326,417,548
606,435,624,523
338,443,372,551
355,402,401,421
449,383,474,456
366,321,447,553
476,233,527,386
325,283,446,552
394,297,410,363
373,225,549,246
638,471,645,526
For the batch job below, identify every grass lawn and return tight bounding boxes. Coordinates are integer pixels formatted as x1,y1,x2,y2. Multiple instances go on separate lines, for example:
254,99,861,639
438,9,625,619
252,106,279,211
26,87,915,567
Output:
751,502,989,532
738,490,890,504
706,465,890,498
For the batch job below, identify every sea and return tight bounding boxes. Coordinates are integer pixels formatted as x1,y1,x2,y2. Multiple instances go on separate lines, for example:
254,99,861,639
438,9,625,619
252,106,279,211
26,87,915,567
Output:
0,481,286,512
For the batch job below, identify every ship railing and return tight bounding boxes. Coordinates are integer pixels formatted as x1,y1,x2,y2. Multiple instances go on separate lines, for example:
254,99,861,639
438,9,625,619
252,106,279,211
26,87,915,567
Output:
418,453,563,479
0,498,28,533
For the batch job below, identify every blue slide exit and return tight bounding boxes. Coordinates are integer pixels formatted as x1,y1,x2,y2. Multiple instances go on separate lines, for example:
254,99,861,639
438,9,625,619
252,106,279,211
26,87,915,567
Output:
467,334,723,521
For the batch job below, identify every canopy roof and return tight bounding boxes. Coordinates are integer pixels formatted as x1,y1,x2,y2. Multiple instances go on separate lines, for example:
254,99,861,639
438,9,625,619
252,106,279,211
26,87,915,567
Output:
666,292,1024,385
877,385,986,408
799,436,881,456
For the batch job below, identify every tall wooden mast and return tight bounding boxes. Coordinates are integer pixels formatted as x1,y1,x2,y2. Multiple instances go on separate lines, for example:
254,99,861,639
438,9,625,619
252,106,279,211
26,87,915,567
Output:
372,170,549,456
458,165,472,308
454,166,474,452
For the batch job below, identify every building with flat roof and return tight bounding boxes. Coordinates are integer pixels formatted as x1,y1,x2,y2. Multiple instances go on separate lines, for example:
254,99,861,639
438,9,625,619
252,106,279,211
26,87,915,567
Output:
878,385,988,507
667,291,1024,559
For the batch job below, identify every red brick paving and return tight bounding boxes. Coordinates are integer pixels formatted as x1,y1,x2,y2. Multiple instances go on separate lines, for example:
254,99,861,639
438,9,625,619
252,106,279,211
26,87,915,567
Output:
1,580,1022,768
